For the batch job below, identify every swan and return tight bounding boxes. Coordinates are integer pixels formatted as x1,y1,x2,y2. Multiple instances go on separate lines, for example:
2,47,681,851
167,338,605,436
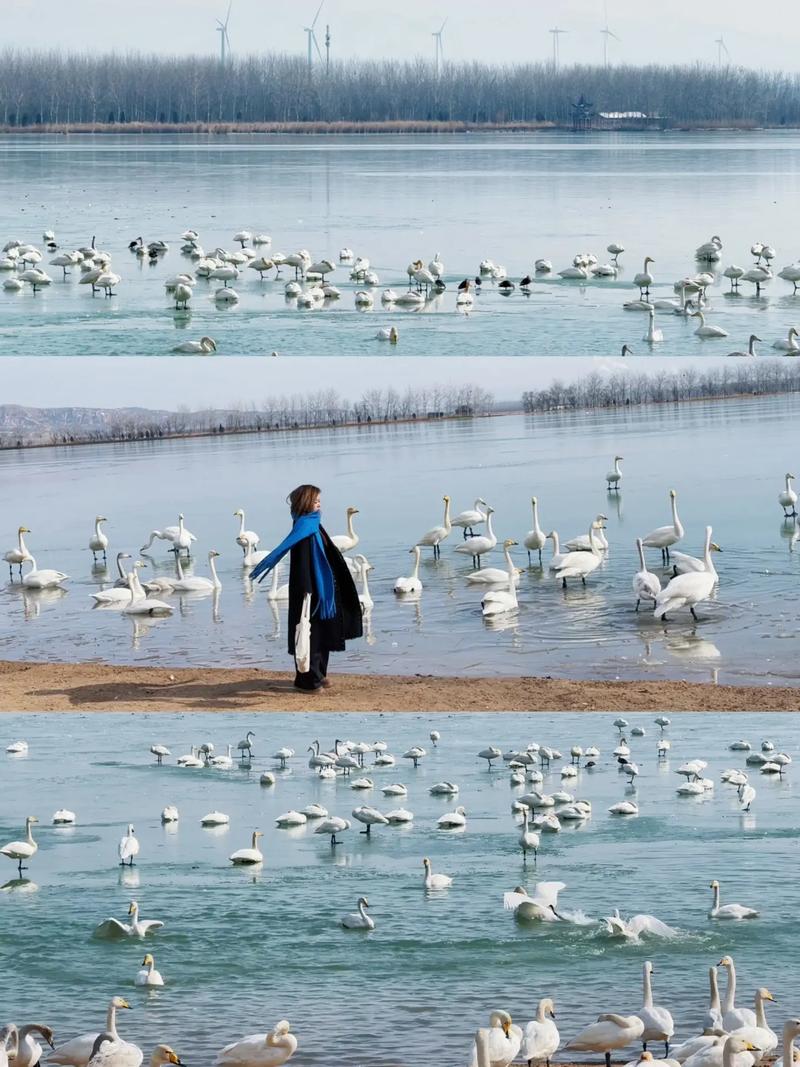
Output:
234,509,260,555
567,1015,645,1067
552,524,603,588
437,805,467,829
118,824,139,866
467,539,522,584
546,531,567,571
503,882,565,922
606,456,623,491
8,1025,53,1067
314,816,350,845
642,489,684,562
135,953,164,987
88,1040,180,1067
394,546,423,594
237,731,255,759
519,807,540,861
172,550,221,592
634,257,655,296
331,507,359,551
423,856,453,889
633,538,661,611
772,327,800,353
201,811,230,826
48,1000,132,1067
719,957,758,1030
416,495,452,558
643,309,664,343
779,473,798,516
654,527,718,621
1,816,38,874
524,497,547,563
452,498,487,538
742,267,771,295
52,808,76,824
778,265,800,292
608,242,625,262
481,540,520,616
229,831,264,865
4,525,33,576
341,896,374,930
609,800,638,814
22,556,69,589
671,535,722,579
775,1020,800,1067
522,999,559,1067
727,335,762,358
738,783,756,812
214,1021,297,1067
565,516,609,552
209,744,235,769
469,1012,523,1067
429,781,458,795
376,326,398,342
683,1035,760,1067
86,516,109,561
0,1027,17,1067
728,989,777,1056
353,555,374,612
693,312,728,338
141,514,196,556
94,901,164,939
637,961,674,1055
123,567,173,616
382,783,407,796
160,805,178,822
352,805,389,835
455,506,497,567
696,235,723,260
385,807,414,823
709,881,758,920
265,564,289,602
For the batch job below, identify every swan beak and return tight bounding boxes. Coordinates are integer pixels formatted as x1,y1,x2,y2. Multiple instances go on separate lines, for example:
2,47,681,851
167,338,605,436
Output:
168,1053,182,1065
711,543,722,552
502,1020,512,1036
120,1000,132,1010
745,1046,761,1053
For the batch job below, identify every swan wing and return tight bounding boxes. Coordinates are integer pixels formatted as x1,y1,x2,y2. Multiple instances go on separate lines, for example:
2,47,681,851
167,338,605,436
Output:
531,881,566,908
93,917,131,939
48,1035,100,1066
628,913,678,937
137,919,164,934
88,1042,142,1067
503,891,529,911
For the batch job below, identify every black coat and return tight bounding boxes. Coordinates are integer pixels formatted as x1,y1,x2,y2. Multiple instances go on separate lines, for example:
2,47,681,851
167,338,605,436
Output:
287,526,363,656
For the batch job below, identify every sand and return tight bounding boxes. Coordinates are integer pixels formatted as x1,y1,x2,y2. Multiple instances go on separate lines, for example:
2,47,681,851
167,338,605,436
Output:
0,659,797,712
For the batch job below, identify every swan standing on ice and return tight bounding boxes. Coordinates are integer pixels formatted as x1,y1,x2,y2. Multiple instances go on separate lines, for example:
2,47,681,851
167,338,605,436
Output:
48,998,132,1067
634,257,655,297
135,953,165,987
118,824,140,866
416,495,452,558
238,731,255,760
637,961,674,1056
88,517,109,561
633,538,661,611
642,489,684,563
738,783,756,812
654,527,719,621
341,896,374,930
423,857,453,889
606,456,623,491
214,1020,297,1067
522,998,559,1067
709,882,758,920
4,526,33,577
150,744,170,764
452,498,487,539
779,474,798,516
1,816,38,875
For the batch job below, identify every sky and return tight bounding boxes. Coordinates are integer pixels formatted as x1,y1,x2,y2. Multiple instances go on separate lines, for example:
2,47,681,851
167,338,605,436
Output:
0,356,732,410
4,0,797,72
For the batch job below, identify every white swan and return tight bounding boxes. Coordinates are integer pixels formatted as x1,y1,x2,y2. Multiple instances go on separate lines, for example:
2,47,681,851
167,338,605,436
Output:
522,999,559,1067
469,1012,523,1067
416,495,451,558
173,336,216,354
214,1021,297,1067
654,526,718,621
727,335,762,358
394,546,423,594
546,531,567,571
503,882,565,922
234,509,260,555
94,901,164,939
4,525,33,576
376,326,398,342
21,556,69,589
481,540,520,616
642,489,684,562
265,564,289,602
314,816,350,845
633,538,661,611
140,513,196,556
87,516,109,561
519,807,540,861
353,555,374,612
719,957,758,1030
634,257,655,296
118,824,139,866
637,961,674,1055
49,999,132,1067
423,856,453,889
341,896,374,929
331,507,359,551
0,815,38,874
524,497,547,563
352,805,388,835
728,989,778,1056
172,550,221,592
552,524,603,588
567,1015,645,1067
229,830,264,865
693,312,728,338
779,473,798,516
455,507,497,567
775,1020,800,1067
135,953,164,987
565,516,609,552
606,456,623,490
202,811,231,826
643,309,664,343
123,567,173,616
452,498,487,537
609,800,638,815
683,1035,760,1067
437,805,467,829
709,881,758,920
671,534,722,578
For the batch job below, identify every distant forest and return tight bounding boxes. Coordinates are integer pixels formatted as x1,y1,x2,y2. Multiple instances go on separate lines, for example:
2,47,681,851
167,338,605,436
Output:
2,50,800,128
522,361,800,413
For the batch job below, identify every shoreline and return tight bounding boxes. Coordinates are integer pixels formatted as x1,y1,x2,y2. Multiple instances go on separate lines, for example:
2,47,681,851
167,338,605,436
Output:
1,659,797,711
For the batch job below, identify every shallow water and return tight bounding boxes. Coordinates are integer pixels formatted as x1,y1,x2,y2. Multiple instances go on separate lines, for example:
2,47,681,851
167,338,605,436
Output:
3,131,800,356
0,712,797,1067
1,395,800,685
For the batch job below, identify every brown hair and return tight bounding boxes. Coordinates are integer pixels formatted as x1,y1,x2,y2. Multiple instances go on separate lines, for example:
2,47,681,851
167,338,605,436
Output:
288,484,321,516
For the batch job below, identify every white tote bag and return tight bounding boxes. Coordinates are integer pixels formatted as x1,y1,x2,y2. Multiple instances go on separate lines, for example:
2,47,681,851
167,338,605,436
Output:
294,593,312,673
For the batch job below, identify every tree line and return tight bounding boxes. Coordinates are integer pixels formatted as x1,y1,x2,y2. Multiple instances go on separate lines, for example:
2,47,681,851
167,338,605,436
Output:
3,49,800,127
521,360,800,413
0,384,494,449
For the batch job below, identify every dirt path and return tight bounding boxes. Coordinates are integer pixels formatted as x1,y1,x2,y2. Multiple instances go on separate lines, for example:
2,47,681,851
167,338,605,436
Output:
0,660,797,712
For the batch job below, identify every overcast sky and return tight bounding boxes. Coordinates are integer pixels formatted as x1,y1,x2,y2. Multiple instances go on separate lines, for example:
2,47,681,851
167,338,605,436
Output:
5,0,796,71
0,356,733,410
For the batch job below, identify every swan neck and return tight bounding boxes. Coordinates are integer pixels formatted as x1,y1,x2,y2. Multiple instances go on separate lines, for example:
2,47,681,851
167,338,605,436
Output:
703,529,713,569
755,992,768,1028
486,511,494,538
643,966,654,1007
551,532,560,555
209,555,219,584
105,1003,118,1038
710,967,720,1010
26,819,35,845
783,1026,795,1067
724,963,736,1011
443,498,451,529
637,541,646,569
19,531,28,553
537,1000,547,1023
412,548,420,580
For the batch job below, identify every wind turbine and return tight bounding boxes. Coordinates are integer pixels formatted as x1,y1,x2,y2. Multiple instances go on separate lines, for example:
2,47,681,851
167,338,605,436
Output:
433,19,447,79
549,27,567,69
305,1,324,74
600,3,620,67
216,1,232,66
715,35,731,66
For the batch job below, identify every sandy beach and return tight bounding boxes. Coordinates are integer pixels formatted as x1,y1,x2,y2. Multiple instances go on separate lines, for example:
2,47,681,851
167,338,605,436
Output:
1,659,797,711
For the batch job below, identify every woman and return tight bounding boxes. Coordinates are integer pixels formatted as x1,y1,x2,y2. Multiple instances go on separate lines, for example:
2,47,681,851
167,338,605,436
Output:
250,485,362,691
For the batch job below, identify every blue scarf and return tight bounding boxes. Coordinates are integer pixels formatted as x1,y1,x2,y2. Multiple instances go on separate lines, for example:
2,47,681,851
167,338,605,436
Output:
249,511,337,620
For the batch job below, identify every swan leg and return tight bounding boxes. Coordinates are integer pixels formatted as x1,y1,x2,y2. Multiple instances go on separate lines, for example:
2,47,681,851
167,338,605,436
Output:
690,606,699,620
605,1052,612,1067
665,1042,670,1057
635,598,640,612
561,577,567,589
361,825,370,835
581,576,586,586
527,550,531,564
